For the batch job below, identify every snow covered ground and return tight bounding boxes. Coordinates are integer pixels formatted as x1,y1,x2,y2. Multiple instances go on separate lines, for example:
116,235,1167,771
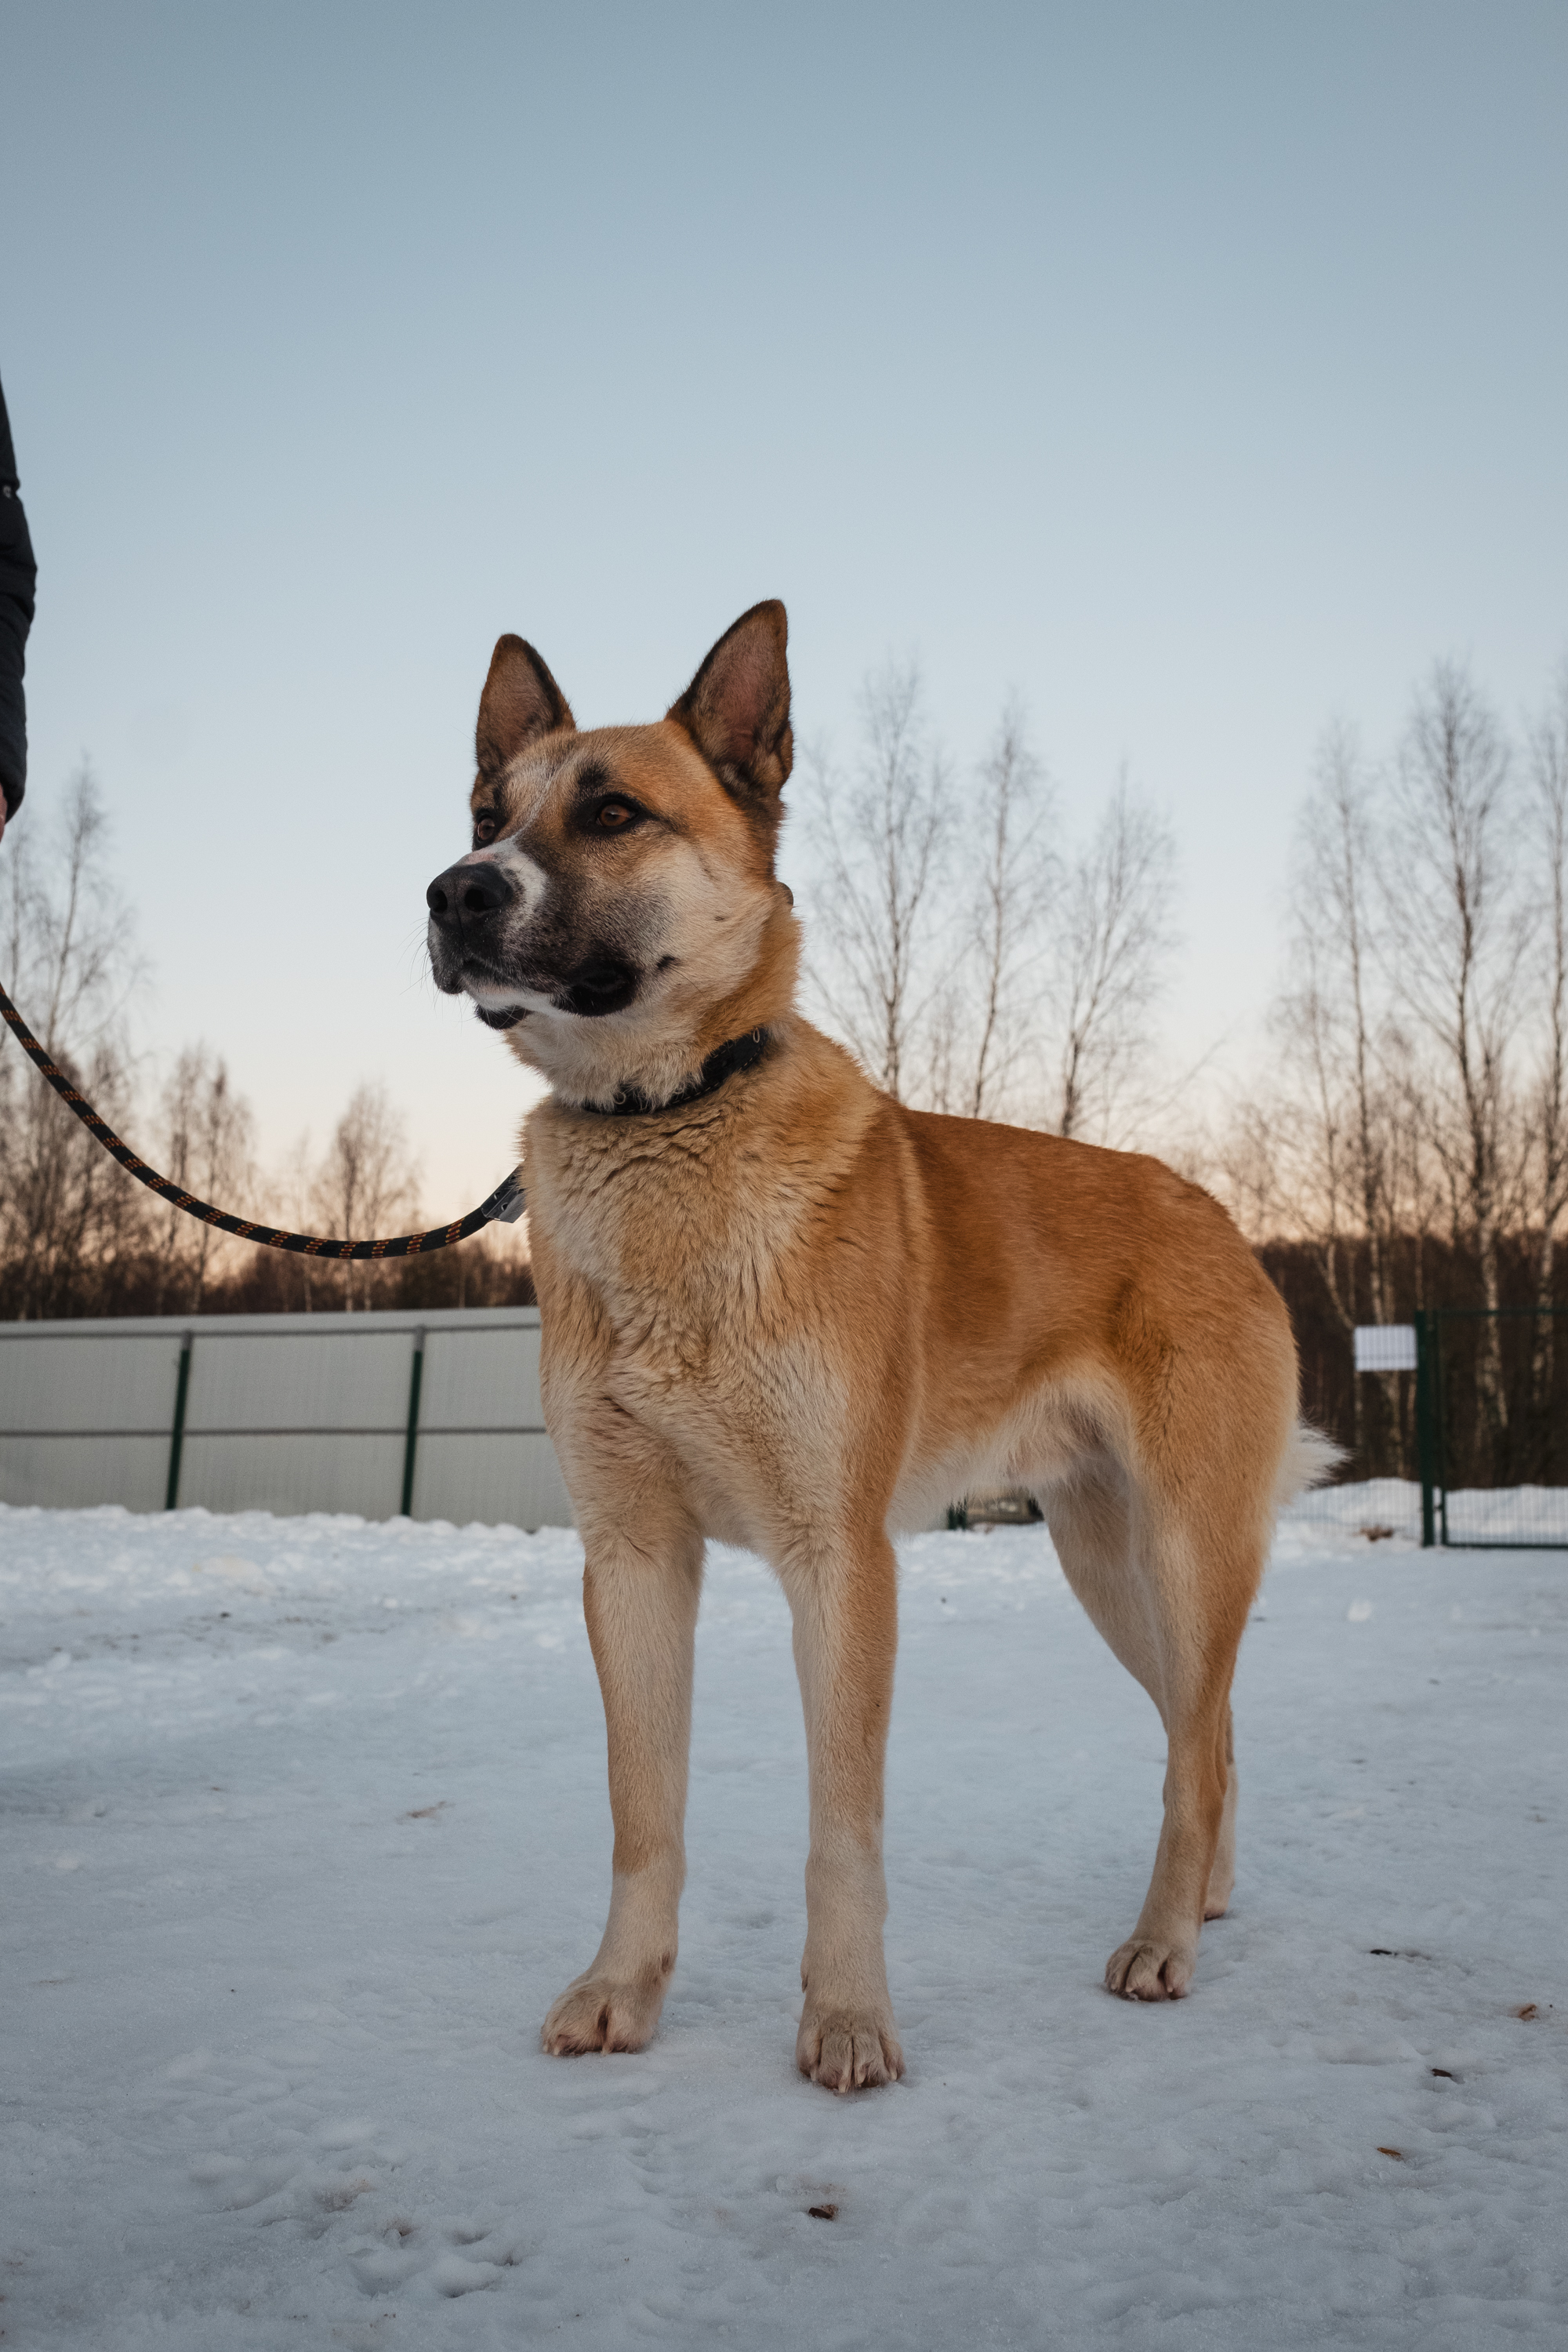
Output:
2,1495,1564,2350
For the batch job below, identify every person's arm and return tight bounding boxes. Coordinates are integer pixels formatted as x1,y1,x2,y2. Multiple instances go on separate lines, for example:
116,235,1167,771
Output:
0,372,38,842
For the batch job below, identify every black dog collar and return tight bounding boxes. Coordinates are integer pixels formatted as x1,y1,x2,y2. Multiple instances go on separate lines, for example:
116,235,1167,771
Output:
579,1028,769,1118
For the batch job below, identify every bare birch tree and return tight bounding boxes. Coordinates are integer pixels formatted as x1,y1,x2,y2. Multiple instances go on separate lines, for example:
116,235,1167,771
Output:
310,1083,422,1308
0,766,148,1317
802,660,952,1101
1317,728,1390,1316
1526,664,1568,1419
800,673,1176,1138
962,701,1057,1119
1262,726,1408,1460
151,1047,260,1312
1383,662,1523,1437
1048,777,1177,1143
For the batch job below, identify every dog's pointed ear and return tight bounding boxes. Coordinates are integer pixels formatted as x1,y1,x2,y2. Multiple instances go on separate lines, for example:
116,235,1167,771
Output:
668,601,793,805
476,636,575,778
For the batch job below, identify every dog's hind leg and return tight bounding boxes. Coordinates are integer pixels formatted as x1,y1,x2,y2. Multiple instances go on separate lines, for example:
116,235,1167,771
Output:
1205,1700,1238,1921
1045,1465,1254,1998
540,1483,703,2058
779,1526,905,2093
1044,1465,1161,1701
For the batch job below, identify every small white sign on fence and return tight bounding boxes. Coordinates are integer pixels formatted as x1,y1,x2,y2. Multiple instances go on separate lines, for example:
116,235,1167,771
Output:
1353,1324,1417,1374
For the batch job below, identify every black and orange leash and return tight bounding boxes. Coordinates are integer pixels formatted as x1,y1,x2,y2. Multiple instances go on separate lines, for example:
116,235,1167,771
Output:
0,980,527,1258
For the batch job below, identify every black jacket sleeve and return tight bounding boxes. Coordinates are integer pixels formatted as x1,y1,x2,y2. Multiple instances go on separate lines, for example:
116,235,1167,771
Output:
0,374,38,820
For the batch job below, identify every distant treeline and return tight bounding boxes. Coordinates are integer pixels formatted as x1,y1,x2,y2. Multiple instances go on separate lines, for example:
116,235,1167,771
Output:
1263,1232,1566,1491
1207,658,1568,1495
1,766,534,1320
5,649,1567,1508
0,1219,536,1322
797,649,1568,1493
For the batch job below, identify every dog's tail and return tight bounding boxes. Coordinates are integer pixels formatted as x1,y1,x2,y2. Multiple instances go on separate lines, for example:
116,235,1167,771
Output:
1273,1420,1345,1512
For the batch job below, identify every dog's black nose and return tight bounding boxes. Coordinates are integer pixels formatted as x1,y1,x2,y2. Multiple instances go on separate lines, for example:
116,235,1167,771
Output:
426,861,514,924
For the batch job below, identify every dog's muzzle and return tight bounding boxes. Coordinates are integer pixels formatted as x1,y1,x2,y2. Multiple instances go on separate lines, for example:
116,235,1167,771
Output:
425,857,515,997
425,857,639,1019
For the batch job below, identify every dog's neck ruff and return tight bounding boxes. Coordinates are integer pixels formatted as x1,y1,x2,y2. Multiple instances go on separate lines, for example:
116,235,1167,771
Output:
577,1027,769,1119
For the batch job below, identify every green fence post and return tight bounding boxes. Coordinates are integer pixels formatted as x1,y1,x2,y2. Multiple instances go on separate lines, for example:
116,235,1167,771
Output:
165,1332,194,1512
1414,1309,1437,1548
400,1330,426,1518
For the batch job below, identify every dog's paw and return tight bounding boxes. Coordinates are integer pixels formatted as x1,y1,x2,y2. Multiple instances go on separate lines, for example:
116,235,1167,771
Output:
796,2003,905,2094
1105,1936,1197,2002
540,1971,666,2056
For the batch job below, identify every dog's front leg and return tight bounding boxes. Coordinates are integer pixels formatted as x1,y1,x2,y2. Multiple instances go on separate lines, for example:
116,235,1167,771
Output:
540,1517,702,2057
784,1531,905,2093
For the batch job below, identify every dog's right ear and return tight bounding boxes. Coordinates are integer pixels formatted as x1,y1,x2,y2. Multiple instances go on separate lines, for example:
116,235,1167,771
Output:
475,636,575,778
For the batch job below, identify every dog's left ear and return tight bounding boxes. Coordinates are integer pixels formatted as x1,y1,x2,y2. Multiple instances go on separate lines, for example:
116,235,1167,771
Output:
476,636,575,779
668,601,793,808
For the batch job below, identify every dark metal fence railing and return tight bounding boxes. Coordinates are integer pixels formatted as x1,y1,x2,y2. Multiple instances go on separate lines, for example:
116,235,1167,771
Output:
1419,1305,1568,1550
1279,1306,1567,1549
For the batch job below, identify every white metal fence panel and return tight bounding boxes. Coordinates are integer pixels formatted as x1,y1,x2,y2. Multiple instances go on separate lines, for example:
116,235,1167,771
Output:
176,1325,416,1517
0,1308,575,1529
0,1328,184,1432
412,1432,573,1531
185,1330,415,1432
180,1430,411,1520
421,1323,546,1429
0,1430,172,1514
412,1322,569,1526
0,1326,185,1512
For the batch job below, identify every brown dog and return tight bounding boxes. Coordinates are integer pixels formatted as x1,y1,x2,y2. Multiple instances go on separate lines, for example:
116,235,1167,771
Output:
425,602,1326,2092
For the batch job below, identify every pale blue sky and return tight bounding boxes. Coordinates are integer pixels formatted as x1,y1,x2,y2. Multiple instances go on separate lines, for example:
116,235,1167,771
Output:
5,2,1566,1211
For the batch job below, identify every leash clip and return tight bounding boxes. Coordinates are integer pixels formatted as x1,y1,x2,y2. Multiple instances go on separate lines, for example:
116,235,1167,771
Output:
478,1165,528,1224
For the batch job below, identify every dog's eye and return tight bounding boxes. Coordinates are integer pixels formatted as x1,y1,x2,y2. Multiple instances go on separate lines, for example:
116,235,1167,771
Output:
595,801,639,832
473,811,499,846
